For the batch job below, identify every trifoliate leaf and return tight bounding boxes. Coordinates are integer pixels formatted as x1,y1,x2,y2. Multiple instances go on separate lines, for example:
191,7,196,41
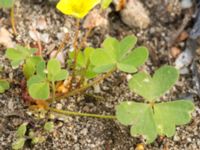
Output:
0,80,9,93
116,100,194,143
44,121,54,132
16,123,27,138
5,45,37,68
28,82,50,100
12,138,25,150
129,66,179,102
0,0,14,8
90,35,148,73
101,0,112,9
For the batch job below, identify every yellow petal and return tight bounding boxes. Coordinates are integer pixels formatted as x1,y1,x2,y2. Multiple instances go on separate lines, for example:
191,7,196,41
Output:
56,0,100,18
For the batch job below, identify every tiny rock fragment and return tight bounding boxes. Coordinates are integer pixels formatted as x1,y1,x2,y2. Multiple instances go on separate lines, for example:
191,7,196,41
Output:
177,31,189,42
135,143,144,150
166,0,181,16
0,28,15,48
29,29,40,41
175,48,193,69
181,0,193,9
114,0,150,29
29,29,49,43
35,16,47,30
83,9,108,29
170,47,181,58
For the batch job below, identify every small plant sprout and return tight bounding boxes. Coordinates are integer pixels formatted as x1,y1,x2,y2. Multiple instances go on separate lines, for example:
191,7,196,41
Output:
0,0,17,34
44,121,54,132
12,123,27,150
12,122,49,149
116,66,194,143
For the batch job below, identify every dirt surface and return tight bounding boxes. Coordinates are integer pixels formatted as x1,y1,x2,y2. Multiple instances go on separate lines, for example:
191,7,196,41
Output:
0,0,200,149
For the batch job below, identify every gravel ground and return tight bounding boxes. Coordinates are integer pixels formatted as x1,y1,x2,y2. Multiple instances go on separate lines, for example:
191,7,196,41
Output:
0,0,200,149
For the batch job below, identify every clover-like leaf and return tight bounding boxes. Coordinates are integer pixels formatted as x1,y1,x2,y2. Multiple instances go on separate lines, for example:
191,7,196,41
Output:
90,35,148,73
16,123,27,138
0,0,14,8
129,66,179,102
47,59,68,82
12,138,25,150
6,45,36,68
0,80,9,93
56,0,100,18
116,100,194,143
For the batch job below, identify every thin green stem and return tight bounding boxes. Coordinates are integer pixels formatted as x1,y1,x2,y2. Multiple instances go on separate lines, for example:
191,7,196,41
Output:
54,32,69,58
52,81,56,102
71,19,80,82
49,107,116,119
56,67,116,101
10,4,17,35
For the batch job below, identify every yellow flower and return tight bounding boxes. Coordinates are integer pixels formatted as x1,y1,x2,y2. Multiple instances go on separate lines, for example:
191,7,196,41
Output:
56,0,100,19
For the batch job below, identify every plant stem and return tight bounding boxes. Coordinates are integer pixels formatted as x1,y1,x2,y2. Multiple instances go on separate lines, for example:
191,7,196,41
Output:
71,19,80,82
80,27,93,49
10,5,17,35
53,67,117,101
52,81,56,102
49,107,116,119
54,32,69,58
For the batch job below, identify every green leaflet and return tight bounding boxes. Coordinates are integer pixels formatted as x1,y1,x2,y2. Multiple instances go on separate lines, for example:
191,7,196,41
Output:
12,138,25,150
116,100,194,143
23,56,43,79
28,82,50,100
128,66,179,102
16,123,27,138
0,80,9,93
0,0,14,8
47,58,68,82
90,35,148,73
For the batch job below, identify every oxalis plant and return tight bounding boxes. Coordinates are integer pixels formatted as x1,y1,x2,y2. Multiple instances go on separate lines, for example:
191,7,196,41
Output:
2,0,195,148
